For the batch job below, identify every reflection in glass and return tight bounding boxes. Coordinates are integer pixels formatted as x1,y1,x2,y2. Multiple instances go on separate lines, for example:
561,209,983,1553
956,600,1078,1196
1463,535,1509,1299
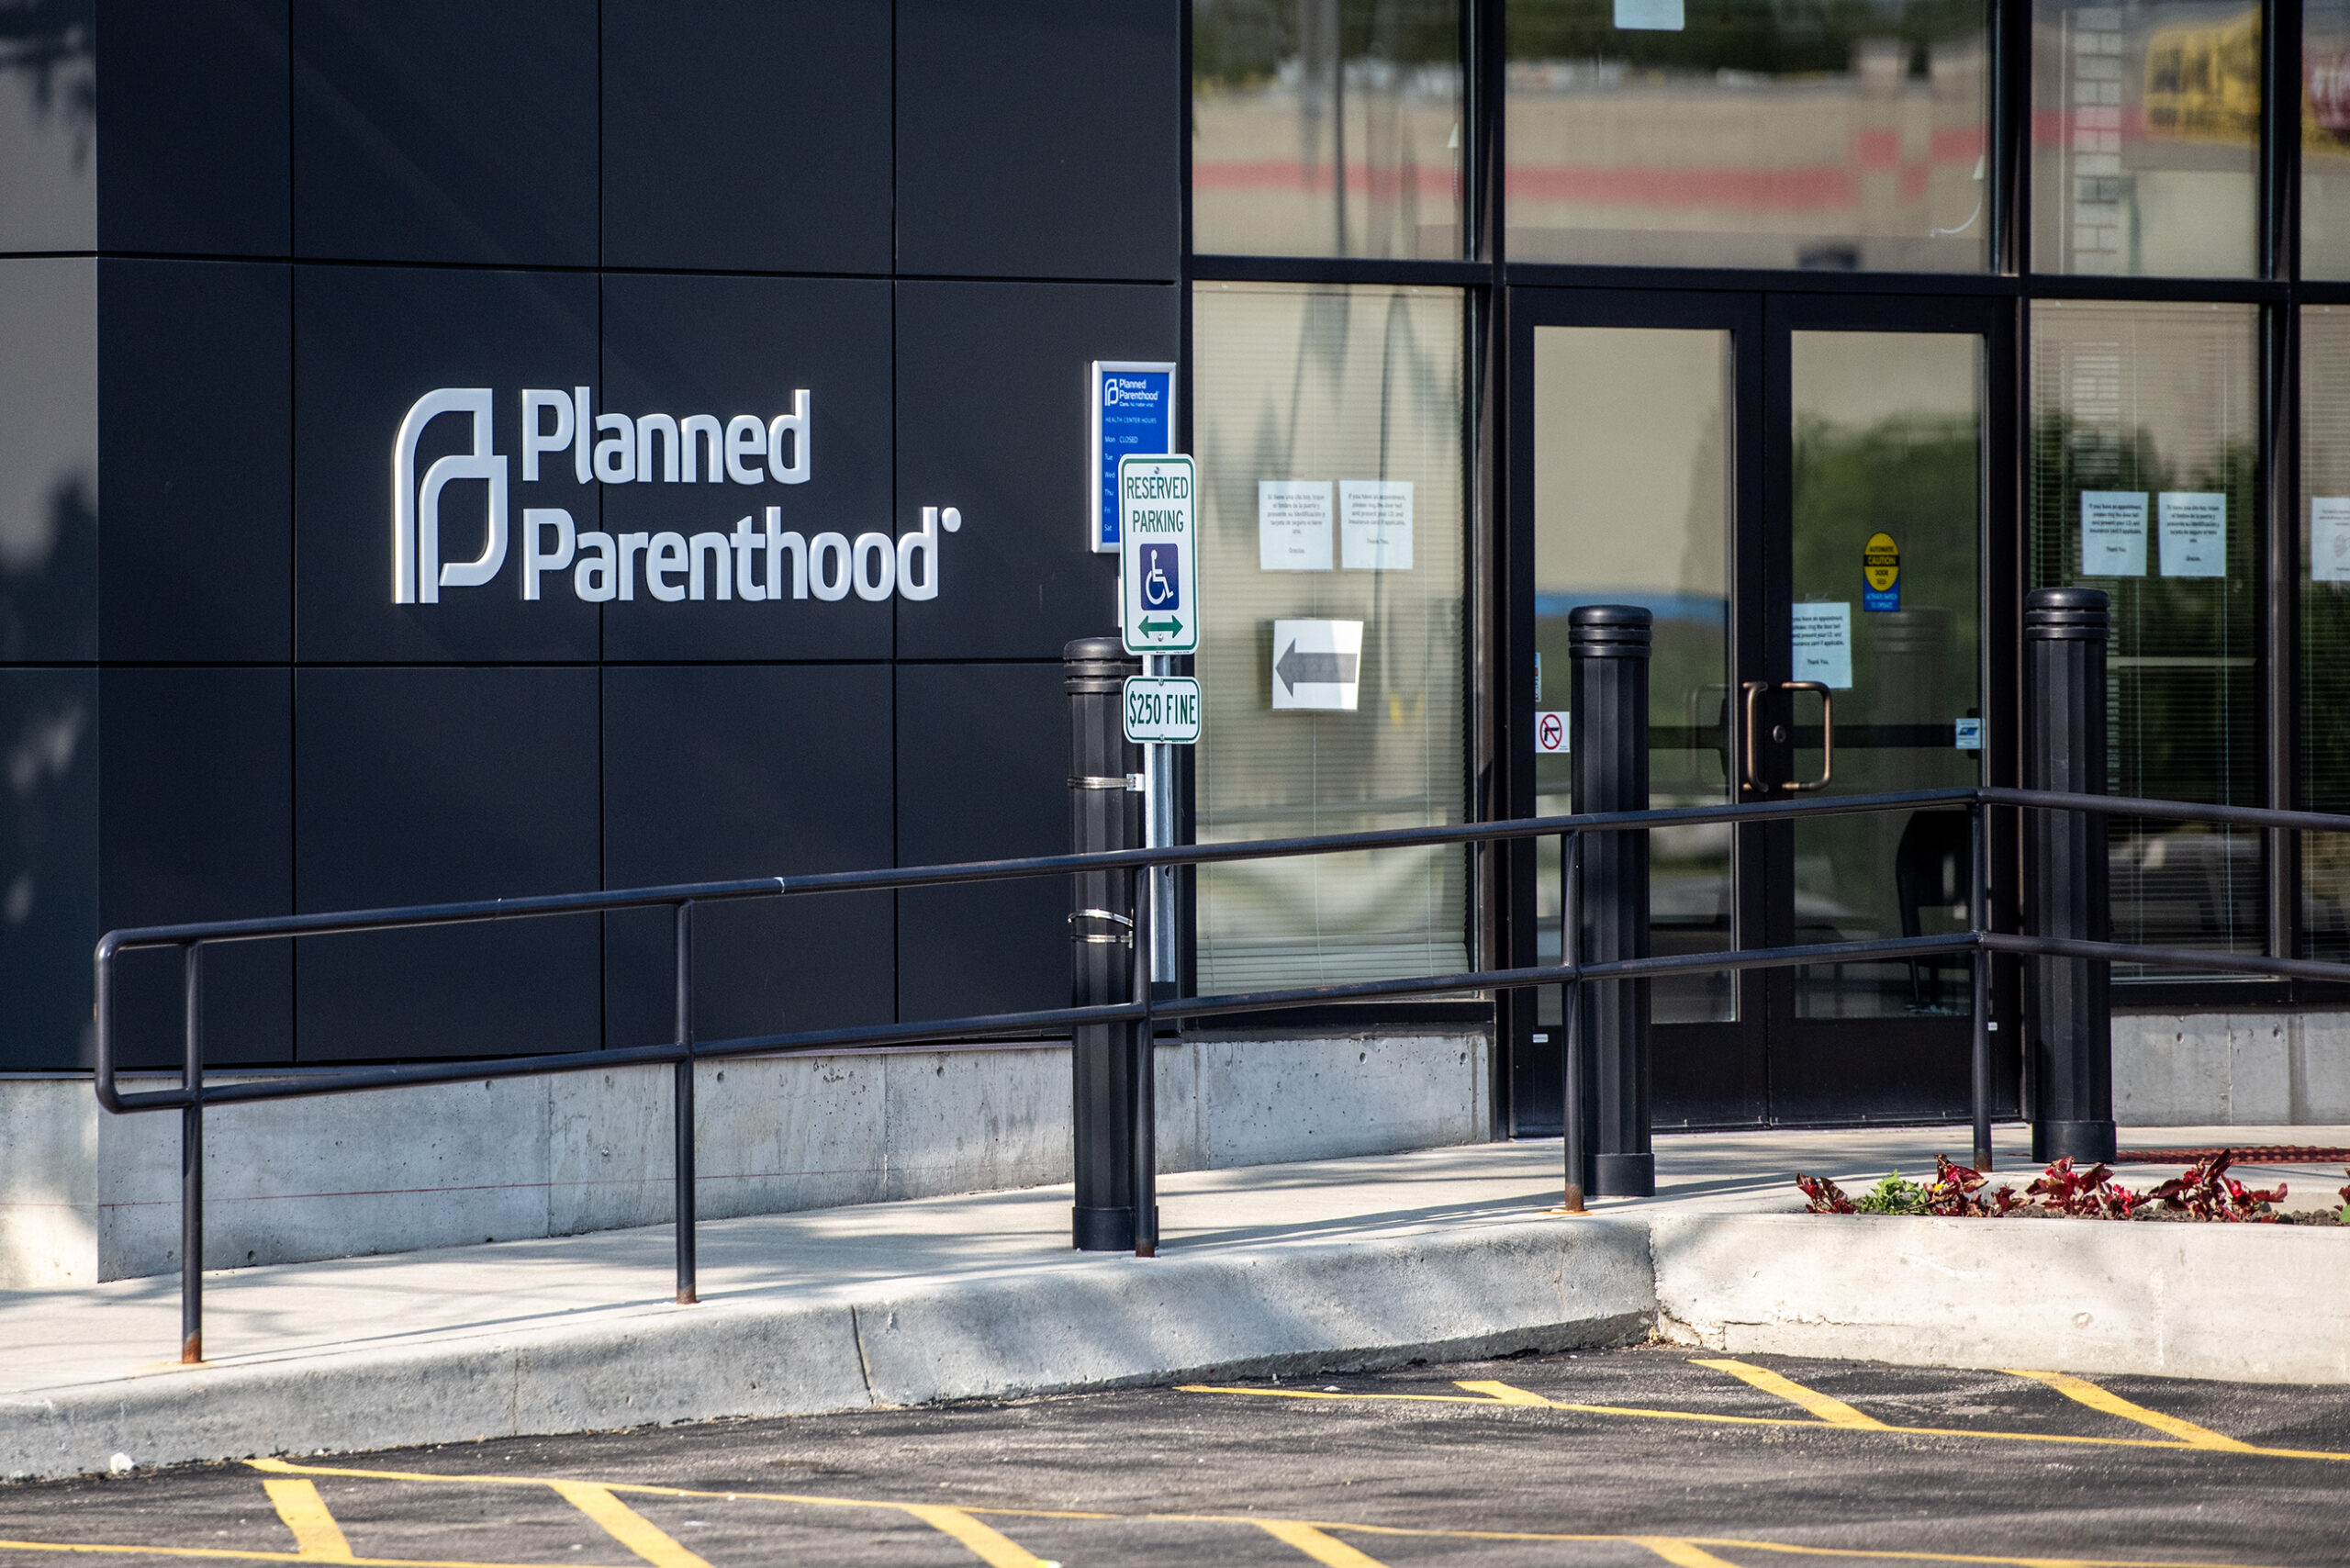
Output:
2031,300,2262,971
1192,284,1467,989
1192,0,1465,258
2302,308,2350,955
1530,326,1734,1024
2031,0,2258,277
2307,0,2350,277
1787,333,1984,1019
1504,0,1991,271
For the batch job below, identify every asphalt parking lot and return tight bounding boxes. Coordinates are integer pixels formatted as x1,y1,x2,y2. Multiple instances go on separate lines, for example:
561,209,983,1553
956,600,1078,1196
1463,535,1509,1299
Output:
6,1345,2346,1567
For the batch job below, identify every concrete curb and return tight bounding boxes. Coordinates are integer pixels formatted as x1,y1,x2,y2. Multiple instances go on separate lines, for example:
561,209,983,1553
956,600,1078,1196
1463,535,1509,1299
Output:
0,1222,1658,1481
8,1211,2347,1481
1652,1214,2350,1384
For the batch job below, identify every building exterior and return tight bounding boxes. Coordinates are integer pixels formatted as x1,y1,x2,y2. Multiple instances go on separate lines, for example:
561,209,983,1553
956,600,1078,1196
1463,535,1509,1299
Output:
2,0,2346,1279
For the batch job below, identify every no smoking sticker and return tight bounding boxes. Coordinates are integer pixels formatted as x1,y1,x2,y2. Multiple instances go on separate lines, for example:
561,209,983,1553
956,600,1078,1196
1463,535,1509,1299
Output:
1536,711,1568,755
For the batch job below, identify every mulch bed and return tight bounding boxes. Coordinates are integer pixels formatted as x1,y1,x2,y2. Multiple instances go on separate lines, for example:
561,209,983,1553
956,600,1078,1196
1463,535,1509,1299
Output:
2117,1146,2350,1164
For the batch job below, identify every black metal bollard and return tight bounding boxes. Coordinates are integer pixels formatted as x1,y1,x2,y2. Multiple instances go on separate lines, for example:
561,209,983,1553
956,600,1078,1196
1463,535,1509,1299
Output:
1569,605,1654,1197
1066,637,1144,1249
2025,587,2116,1164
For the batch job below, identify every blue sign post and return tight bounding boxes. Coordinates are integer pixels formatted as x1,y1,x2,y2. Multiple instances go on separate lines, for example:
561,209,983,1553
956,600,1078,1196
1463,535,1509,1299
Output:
1090,360,1176,553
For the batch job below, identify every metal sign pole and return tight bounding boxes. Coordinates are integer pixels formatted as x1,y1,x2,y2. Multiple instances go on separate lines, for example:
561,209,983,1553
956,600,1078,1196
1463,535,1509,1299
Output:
1146,655,1177,988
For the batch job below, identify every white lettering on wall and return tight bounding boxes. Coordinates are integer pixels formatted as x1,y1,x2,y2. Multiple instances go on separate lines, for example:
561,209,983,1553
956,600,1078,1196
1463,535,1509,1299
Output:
391,386,961,605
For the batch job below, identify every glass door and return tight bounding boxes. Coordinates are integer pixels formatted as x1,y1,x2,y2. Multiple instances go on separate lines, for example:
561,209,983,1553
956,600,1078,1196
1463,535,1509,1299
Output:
1753,295,2004,1122
1512,288,2011,1129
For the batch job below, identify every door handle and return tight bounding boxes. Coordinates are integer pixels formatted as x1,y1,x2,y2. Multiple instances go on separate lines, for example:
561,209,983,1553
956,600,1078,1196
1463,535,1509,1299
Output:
1741,679,1836,794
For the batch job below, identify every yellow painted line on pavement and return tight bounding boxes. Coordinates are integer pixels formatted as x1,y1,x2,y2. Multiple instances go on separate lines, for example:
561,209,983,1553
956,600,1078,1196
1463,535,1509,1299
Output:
1256,1518,1393,1566
0,1542,618,1568
262,1480,356,1562
2003,1371,2257,1452
895,1505,1051,1568
544,1483,710,1568
1175,1379,2350,1462
1635,1538,1748,1568
19,1458,2310,1568
1689,1359,1894,1429
1183,1382,1826,1428
1453,1379,1556,1406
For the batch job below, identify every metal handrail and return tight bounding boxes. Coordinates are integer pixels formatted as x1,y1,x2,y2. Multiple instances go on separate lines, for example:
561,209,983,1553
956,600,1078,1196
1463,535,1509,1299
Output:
92,783,2350,1363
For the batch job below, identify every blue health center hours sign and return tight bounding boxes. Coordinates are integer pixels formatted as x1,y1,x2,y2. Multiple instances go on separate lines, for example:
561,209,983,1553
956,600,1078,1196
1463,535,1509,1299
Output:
1091,360,1176,553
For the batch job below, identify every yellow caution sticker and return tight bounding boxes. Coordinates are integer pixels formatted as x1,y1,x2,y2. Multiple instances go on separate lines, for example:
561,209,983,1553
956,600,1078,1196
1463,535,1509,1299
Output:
1863,532,1900,610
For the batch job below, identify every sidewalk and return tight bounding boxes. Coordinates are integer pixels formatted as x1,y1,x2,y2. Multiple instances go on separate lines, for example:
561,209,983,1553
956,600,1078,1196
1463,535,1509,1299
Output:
2,1124,2344,1480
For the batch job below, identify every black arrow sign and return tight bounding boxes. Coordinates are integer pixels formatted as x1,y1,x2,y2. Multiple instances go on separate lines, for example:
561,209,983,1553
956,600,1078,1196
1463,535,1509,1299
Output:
1275,642,1360,694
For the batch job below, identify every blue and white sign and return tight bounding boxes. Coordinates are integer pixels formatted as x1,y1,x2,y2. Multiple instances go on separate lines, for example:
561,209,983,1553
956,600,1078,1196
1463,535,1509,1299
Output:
1091,359,1176,553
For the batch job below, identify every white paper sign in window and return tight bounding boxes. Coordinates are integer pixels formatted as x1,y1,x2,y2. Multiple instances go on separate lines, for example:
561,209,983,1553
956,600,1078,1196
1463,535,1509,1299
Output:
2314,498,2350,583
1271,618,1364,711
2157,491,2227,577
1791,601,1852,690
1257,480,1333,571
1614,0,1685,28
2080,490,2149,577
1338,479,1413,571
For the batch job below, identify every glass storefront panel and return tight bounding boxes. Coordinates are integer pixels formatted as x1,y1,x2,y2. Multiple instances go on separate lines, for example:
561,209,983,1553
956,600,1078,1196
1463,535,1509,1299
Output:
1787,331,1985,1019
1192,283,1469,990
2031,0,2259,278
2308,0,2350,278
2030,299,2263,973
1529,325,1736,1024
1192,0,1466,259
1504,0,1992,272
2302,307,2350,957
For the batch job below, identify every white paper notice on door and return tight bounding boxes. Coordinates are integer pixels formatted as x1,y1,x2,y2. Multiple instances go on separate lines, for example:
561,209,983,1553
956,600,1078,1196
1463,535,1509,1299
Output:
2157,491,2227,577
1791,602,1853,690
2080,490,2149,577
2315,498,2350,583
1338,479,1414,570
1258,480,1333,571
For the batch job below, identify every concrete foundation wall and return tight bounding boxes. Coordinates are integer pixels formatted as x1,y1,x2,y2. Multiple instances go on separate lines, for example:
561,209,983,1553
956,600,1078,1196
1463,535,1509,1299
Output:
0,1031,1490,1287
2112,1011,2350,1126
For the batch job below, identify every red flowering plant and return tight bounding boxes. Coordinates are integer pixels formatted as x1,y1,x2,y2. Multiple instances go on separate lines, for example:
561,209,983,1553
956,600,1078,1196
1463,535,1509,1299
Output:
2143,1150,2285,1223
2025,1157,2146,1219
1922,1154,2024,1216
1795,1172,1857,1214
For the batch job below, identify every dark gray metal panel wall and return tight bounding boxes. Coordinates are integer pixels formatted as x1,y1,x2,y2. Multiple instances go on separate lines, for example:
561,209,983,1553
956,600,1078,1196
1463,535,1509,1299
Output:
98,668,293,1070
895,662,1069,1023
599,273,895,662
292,265,602,664
896,0,1181,280
293,667,602,1062
98,260,292,662
0,671,97,1070
602,666,896,1049
602,0,892,275
291,0,599,265
895,281,1176,661
0,1,1181,1070
96,0,291,255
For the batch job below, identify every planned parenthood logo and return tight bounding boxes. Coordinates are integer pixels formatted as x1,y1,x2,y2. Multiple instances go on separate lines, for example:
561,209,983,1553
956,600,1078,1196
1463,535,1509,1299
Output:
392,386,960,606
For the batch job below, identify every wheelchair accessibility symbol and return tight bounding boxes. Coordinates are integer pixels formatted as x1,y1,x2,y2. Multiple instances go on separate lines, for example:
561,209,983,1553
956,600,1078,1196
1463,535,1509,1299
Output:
1139,543,1181,611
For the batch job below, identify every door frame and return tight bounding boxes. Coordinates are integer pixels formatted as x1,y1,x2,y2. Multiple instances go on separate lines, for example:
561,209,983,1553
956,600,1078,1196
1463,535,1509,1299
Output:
1501,284,2023,1134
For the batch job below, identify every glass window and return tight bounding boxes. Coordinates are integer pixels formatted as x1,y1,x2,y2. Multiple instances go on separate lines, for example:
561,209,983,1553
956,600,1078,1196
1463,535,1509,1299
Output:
2030,300,2263,973
2302,307,2350,957
1192,0,1466,259
1191,284,1469,990
1529,325,1735,1024
2031,0,2259,277
2307,0,2350,277
1504,0,1992,272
